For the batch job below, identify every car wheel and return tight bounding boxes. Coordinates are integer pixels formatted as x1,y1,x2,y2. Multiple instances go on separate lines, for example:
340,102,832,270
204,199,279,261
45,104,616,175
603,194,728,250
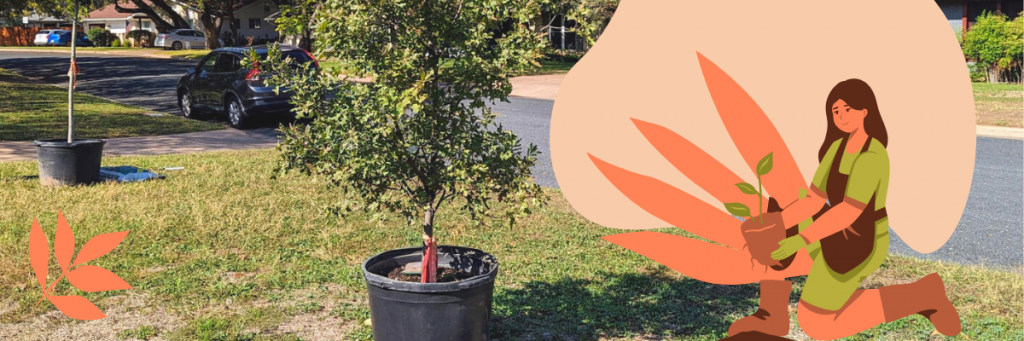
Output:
179,90,198,118
227,96,248,129
172,41,182,50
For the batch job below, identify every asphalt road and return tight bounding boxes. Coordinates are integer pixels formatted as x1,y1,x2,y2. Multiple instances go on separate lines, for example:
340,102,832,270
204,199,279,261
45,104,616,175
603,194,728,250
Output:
1,51,1020,269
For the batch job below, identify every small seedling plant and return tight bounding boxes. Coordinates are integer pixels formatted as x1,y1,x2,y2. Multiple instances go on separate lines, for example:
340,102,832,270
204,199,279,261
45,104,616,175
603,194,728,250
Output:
724,152,773,224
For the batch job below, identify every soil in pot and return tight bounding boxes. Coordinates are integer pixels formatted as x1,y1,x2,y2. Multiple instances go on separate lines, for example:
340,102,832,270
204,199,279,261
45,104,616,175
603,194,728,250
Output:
387,267,474,283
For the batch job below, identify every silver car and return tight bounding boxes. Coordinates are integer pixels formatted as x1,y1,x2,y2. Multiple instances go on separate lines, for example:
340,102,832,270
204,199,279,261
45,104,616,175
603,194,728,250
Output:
34,30,63,46
155,29,207,50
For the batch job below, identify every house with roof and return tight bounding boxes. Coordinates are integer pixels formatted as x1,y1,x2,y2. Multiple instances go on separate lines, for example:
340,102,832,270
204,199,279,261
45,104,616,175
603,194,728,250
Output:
82,1,158,39
934,0,1022,34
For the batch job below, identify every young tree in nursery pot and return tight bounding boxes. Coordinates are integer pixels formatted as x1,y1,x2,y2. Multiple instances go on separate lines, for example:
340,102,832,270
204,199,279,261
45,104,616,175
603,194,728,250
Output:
260,0,547,283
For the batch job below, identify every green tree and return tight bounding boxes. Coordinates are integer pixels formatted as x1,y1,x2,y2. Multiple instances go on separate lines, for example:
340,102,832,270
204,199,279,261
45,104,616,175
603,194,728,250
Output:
962,11,1023,83
260,0,547,283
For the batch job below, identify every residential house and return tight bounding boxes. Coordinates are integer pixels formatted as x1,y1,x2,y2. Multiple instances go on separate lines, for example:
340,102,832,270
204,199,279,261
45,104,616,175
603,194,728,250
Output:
14,14,70,28
218,0,281,44
168,0,281,45
935,0,1022,34
82,1,158,39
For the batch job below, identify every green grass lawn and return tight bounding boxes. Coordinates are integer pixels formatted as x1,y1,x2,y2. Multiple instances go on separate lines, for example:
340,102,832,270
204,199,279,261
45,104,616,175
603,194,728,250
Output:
973,82,1022,127
0,69,221,141
0,149,1019,340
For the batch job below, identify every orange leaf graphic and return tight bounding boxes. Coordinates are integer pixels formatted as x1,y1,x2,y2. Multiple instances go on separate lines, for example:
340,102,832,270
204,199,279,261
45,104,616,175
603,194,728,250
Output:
65,265,133,292
29,219,49,292
72,231,129,267
696,52,806,204
46,295,107,320
55,211,75,273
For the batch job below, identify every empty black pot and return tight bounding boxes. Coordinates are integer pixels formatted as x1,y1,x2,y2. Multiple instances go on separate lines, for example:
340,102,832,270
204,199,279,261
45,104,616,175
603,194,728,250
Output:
362,245,498,341
34,139,105,186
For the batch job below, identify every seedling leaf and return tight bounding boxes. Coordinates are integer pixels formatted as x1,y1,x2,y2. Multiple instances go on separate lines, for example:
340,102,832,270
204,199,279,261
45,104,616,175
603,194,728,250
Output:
735,183,758,195
756,152,773,176
723,203,751,217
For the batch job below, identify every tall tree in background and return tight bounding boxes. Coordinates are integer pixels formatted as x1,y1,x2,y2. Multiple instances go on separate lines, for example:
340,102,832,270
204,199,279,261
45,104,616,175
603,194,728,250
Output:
114,0,191,33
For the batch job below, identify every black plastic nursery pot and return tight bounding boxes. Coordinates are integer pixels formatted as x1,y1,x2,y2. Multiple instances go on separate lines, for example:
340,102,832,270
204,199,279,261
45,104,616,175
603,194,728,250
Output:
34,139,105,186
362,245,499,341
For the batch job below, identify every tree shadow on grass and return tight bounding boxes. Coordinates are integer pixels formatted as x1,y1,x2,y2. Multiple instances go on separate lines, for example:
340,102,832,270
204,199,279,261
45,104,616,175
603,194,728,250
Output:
491,271,765,340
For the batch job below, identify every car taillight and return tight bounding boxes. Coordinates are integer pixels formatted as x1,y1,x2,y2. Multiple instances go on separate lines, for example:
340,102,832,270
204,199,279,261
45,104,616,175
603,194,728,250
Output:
303,50,320,68
245,68,260,81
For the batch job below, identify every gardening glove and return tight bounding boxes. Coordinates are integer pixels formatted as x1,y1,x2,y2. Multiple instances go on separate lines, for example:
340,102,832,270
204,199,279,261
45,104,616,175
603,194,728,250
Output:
771,234,808,260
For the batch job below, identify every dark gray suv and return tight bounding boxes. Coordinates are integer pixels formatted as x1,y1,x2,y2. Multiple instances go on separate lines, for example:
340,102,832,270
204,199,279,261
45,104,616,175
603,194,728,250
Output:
176,45,317,128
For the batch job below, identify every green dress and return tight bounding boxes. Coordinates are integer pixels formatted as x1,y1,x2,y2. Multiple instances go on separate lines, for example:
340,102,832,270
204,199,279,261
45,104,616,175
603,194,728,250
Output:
797,137,890,311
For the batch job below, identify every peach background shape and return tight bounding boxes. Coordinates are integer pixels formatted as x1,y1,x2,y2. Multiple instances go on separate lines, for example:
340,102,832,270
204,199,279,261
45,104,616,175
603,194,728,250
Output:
550,0,976,253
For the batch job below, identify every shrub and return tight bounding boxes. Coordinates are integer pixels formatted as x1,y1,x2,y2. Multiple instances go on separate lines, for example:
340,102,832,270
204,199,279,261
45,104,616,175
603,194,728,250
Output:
961,11,1023,83
126,30,154,47
110,38,122,48
86,28,114,47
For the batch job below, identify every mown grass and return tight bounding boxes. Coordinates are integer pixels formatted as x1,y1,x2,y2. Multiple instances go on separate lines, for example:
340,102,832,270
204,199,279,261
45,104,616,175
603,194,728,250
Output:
0,69,221,141
973,82,1023,127
0,149,1019,340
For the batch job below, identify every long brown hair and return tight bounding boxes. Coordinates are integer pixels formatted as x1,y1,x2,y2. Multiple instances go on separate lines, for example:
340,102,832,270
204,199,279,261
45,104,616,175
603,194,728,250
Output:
819,79,889,161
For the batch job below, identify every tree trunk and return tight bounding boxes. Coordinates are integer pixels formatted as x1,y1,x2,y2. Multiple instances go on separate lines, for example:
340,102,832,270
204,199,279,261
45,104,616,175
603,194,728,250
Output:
148,0,192,30
199,11,221,49
116,0,190,33
226,0,238,46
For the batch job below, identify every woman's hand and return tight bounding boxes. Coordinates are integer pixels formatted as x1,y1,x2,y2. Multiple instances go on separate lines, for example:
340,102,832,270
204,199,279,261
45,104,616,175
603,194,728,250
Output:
771,234,808,260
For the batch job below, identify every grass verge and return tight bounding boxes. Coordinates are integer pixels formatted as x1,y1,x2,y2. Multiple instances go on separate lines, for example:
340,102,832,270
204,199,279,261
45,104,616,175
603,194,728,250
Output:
974,82,1023,127
0,68,221,141
0,149,1018,340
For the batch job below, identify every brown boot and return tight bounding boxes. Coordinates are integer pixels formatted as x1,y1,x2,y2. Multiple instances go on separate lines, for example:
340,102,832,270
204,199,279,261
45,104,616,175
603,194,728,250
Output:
728,280,792,337
879,273,961,336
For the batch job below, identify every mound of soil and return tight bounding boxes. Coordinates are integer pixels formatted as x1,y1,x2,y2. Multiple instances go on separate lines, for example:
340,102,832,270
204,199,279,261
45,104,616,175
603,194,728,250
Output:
387,267,475,283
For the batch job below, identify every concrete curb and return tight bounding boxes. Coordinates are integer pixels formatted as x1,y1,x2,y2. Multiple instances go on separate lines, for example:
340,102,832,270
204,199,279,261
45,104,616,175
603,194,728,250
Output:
977,125,1024,140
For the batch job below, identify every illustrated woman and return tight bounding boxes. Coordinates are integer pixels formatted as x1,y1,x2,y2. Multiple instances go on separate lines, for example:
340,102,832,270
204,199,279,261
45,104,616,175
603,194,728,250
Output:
726,79,961,339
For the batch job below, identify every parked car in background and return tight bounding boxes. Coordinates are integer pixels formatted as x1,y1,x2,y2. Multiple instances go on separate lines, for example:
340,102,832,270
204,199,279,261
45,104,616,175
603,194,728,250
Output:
176,45,319,128
34,30,62,46
48,31,92,47
155,29,207,50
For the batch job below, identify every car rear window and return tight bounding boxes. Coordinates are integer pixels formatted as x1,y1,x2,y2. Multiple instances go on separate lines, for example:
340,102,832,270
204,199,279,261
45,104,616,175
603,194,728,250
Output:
257,50,313,64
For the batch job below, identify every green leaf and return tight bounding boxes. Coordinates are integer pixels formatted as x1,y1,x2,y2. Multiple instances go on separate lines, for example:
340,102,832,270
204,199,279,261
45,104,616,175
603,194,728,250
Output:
723,203,751,218
735,183,758,195
756,152,773,176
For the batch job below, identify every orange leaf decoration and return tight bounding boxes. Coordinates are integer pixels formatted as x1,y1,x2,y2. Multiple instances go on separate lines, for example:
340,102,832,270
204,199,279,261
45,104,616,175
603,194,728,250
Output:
28,212,131,321
46,295,107,320
72,231,129,267
29,219,49,292
55,210,75,273
65,265,133,292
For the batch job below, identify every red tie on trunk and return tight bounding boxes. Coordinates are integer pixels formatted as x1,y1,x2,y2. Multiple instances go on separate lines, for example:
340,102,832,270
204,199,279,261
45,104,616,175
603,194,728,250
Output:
68,60,80,88
421,236,437,283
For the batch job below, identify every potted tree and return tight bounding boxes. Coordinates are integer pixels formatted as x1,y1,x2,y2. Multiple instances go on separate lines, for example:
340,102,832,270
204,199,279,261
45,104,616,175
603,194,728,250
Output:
34,0,105,186
262,0,546,340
